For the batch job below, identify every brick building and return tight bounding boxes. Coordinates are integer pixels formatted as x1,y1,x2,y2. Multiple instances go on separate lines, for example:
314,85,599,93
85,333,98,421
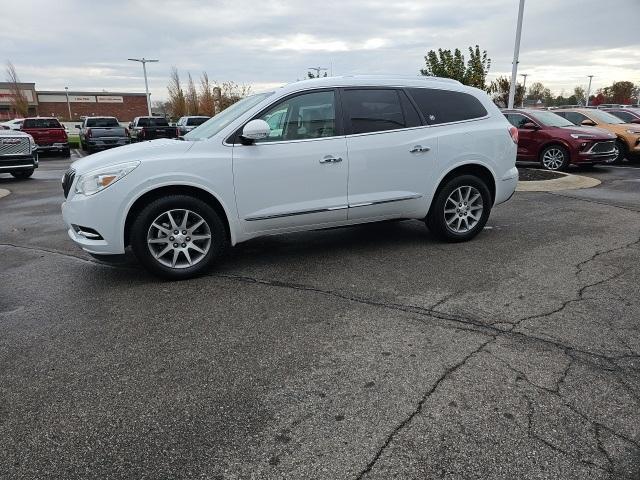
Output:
0,82,148,122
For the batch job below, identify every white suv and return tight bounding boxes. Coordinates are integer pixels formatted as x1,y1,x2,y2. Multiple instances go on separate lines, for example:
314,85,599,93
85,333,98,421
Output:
62,76,518,279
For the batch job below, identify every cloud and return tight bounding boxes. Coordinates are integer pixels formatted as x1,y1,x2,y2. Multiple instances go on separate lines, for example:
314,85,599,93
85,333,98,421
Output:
2,0,638,100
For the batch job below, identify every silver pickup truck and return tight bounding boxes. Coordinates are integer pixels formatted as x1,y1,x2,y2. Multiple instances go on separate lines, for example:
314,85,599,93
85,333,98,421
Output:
76,117,130,153
0,129,38,178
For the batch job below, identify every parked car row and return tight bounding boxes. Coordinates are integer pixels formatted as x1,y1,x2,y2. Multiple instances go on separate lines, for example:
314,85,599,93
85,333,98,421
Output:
503,107,640,170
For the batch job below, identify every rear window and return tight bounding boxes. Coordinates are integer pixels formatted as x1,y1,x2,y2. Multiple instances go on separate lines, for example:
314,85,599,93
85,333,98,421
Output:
86,117,119,127
137,117,170,127
186,117,209,126
343,89,417,134
22,118,62,129
407,88,487,125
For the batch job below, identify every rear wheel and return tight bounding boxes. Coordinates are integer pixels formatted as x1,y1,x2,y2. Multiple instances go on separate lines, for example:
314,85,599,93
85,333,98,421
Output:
11,169,34,179
612,139,627,164
540,145,569,171
130,195,228,280
426,174,491,242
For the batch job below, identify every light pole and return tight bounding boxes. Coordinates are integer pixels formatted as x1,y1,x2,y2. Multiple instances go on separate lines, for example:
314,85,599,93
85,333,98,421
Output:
585,75,594,106
520,73,528,107
307,66,328,78
508,0,526,109
64,86,72,120
128,57,158,116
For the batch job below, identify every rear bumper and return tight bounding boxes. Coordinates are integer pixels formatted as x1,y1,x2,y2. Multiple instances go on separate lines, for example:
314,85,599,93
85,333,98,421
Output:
86,138,130,149
37,142,68,152
496,166,518,205
0,153,38,172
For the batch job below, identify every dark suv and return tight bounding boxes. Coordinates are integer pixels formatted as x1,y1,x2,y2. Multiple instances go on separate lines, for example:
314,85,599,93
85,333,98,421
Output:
503,109,617,170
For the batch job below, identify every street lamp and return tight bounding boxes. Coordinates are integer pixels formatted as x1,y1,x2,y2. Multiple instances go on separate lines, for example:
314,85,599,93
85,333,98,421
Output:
128,57,158,116
507,0,526,109
64,86,72,120
585,75,594,107
519,73,528,107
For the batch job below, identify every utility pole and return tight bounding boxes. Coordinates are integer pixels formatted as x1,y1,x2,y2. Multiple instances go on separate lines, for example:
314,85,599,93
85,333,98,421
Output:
128,57,159,116
64,86,72,120
307,66,328,78
508,0,525,109
585,75,594,106
520,73,528,107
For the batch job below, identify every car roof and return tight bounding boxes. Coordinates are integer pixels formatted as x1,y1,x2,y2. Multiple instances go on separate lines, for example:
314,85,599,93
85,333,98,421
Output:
276,75,465,95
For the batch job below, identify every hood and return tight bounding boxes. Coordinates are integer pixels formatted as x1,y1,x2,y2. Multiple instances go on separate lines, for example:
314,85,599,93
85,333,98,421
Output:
598,122,640,135
70,138,192,174
558,125,616,139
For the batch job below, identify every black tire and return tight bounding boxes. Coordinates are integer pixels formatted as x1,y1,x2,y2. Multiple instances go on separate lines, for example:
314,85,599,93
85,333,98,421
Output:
130,195,228,280
539,144,570,171
11,169,34,179
426,174,492,242
612,139,627,164
62,147,71,158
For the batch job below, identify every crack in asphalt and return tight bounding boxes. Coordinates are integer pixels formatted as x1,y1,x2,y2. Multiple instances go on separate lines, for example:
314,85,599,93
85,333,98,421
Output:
546,191,640,214
353,337,496,480
0,243,99,265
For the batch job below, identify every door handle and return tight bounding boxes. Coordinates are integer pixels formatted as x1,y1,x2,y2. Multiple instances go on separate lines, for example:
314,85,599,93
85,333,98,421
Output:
319,155,343,164
410,145,431,153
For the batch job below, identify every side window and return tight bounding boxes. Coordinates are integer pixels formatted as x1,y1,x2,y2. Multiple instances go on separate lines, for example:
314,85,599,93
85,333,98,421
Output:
342,89,407,134
407,88,488,125
255,90,336,142
611,111,634,122
505,113,528,128
563,112,588,125
399,90,423,128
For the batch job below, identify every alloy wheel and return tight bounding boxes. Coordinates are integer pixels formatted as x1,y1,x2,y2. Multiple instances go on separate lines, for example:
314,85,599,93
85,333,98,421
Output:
147,209,212,269
444,186,484,234
542,148,565,170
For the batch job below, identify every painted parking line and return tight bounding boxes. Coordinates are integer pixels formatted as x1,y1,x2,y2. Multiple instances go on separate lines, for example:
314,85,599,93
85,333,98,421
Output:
72,149,86,158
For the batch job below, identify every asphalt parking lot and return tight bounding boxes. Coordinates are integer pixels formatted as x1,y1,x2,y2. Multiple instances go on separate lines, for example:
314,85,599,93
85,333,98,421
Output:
1,152,639,479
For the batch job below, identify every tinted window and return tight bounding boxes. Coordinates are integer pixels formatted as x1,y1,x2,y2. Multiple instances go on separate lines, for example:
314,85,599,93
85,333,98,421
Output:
399,90,422,128
343,89,407,134
608,111,635,123
255,90,336,142
137,117,170,127
557,112,588,125
22,118,62,129
86,117,119,127
504,113,530,128
187,117,210,126
408,88,487,125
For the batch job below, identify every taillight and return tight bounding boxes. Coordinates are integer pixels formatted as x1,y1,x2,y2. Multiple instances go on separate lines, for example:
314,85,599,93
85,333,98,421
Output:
86,128,92,138
509,126,518,144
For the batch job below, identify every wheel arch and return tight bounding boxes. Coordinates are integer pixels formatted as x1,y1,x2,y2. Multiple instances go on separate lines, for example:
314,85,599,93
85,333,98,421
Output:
431,163,496,211
538,140,571,160
123,184,234,248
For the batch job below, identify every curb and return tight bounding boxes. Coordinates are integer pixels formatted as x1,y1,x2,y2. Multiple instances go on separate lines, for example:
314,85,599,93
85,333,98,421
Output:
0,188,10,199
516,171,601,192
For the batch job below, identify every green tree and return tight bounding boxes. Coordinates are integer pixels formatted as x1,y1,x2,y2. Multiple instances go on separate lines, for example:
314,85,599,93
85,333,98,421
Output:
573,86,586,105
600,81,635,104
420,45,491,89
486,76,525,108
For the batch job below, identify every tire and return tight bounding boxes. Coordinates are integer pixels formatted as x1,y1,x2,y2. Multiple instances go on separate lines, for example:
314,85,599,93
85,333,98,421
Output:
130,195,228,280
62,147,71,158
540,145,569,171
612,139,627,164
426,174,492,242
11,169,34,179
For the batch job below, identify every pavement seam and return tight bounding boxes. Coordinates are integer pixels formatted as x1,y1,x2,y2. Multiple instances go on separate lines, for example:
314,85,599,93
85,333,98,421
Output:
546,191,640,213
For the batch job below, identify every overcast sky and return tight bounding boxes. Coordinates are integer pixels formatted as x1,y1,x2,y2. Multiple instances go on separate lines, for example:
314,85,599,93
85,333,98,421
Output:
3,0,639,101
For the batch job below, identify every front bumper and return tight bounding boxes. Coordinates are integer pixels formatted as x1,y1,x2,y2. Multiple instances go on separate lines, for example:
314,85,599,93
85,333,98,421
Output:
576,151,617,164
0,153,39,172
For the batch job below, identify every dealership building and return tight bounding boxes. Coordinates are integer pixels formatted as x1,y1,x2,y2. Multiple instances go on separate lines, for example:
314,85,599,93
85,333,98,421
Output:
0,82,148,121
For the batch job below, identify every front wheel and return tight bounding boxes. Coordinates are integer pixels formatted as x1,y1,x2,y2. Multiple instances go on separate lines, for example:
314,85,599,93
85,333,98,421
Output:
130,195,228,280
426,175,491,242
540,145,569,171
612,139,627,164
11,169,34,179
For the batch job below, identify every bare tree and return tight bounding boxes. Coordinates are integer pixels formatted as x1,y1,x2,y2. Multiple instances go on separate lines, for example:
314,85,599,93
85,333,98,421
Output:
167,67,186,118
198,72,215,116
217,81,252,111
5,61,29,117
185,73,199,115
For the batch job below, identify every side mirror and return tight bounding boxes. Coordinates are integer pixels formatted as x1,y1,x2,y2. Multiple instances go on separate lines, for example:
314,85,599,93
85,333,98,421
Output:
631,119,640,124
241,119,270,144
581,119,596,126
521,122,538,129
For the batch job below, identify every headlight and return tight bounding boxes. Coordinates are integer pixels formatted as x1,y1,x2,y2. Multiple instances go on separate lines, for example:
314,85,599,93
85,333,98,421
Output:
570,133,595,139
75,161,140,196
626,129,640,134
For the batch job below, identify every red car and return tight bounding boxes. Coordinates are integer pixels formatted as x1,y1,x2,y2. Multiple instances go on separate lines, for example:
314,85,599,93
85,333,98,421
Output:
601,107,640,125
503,109,617,170
20,117,70,157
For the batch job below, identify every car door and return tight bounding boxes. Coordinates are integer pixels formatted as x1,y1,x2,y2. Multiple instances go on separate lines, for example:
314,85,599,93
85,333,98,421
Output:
232,89,349,234
341,87,436,220
505,113,536,159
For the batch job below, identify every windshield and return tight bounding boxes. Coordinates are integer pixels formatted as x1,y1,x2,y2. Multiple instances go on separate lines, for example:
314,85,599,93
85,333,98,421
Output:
186,117,209,126
588,110,625,124
529,110,574,127
137,117,170,127
86,118,119,127
185,92,273,140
